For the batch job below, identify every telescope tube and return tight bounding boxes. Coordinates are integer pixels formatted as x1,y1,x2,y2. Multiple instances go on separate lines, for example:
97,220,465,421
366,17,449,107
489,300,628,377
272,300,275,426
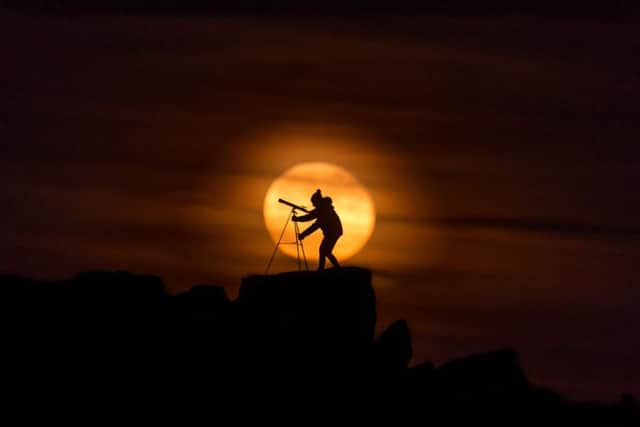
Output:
278,198,310,213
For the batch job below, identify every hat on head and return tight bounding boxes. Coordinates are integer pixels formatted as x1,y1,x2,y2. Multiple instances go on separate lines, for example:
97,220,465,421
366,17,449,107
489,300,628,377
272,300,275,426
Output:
311,189,323,206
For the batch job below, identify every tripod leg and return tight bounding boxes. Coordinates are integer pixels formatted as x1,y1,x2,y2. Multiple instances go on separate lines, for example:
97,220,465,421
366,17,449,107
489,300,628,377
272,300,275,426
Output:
265,210,293,273
294,220,308,271
300,237,309,271
294,220,301,271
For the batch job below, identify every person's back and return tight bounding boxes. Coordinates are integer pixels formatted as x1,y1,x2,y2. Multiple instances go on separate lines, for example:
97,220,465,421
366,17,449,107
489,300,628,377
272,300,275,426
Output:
315,197,342,238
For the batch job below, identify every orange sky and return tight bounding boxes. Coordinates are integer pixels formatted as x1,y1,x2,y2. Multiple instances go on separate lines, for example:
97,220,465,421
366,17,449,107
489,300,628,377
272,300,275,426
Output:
1,13,639,401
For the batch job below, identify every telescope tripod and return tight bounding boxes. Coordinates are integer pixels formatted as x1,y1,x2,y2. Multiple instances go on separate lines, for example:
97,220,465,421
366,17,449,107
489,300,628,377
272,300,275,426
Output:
265,207,309,274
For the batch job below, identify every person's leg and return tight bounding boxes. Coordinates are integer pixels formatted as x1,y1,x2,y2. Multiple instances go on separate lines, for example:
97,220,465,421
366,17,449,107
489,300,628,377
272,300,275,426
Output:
323,236,340,268
318,250,326,270
318,238,330,271
327,253,340,268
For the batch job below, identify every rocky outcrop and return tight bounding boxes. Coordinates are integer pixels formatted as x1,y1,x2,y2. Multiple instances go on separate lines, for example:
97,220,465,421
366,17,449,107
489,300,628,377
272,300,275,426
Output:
372,320,413,373
237,268,375,369
0,268,637,424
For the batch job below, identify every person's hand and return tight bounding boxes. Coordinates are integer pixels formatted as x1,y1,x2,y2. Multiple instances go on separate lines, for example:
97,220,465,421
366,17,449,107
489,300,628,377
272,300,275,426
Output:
292,216,299,222
298,233,305,241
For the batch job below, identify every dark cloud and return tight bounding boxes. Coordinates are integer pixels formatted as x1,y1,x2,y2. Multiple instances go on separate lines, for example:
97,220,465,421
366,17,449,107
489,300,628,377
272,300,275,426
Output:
381,215,640,240
3,1,638,19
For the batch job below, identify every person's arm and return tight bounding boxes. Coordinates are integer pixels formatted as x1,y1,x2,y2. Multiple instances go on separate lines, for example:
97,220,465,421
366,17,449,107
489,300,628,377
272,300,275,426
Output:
299,222,320,240
293,210,317,222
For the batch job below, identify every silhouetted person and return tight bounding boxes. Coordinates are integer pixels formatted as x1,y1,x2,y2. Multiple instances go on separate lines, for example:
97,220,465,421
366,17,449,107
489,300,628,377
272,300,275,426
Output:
293,189,343,270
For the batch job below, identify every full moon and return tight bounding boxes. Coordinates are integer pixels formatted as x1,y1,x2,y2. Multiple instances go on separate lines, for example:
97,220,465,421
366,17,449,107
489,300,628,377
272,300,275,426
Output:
263,162,376,262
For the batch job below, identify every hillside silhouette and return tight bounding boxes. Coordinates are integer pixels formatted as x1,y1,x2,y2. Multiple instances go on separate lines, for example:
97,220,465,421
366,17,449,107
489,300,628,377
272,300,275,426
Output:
0,267,637,422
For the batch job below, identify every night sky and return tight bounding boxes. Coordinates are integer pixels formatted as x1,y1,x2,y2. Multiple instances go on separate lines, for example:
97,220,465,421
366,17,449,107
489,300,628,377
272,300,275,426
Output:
2,3,639,400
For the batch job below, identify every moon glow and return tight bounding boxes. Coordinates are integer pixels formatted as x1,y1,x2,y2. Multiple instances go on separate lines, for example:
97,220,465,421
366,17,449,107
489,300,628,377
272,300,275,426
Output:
263,162,376,262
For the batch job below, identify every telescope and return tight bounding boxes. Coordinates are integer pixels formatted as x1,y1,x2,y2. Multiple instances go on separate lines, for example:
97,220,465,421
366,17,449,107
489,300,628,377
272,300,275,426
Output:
278,198,310,213
266,198,311,273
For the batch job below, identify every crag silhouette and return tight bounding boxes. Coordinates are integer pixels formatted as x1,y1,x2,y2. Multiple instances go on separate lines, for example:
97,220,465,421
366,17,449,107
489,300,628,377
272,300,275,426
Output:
0,267,637,422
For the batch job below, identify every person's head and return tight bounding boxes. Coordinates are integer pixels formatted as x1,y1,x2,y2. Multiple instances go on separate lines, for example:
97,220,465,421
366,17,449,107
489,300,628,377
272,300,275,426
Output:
311,189,323,207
